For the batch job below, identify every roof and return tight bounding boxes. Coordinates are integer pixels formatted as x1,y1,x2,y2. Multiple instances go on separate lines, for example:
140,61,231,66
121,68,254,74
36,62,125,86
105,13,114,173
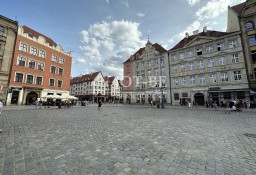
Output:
169,30,231,51
104,76,115,84
70,71,101,84
123,42,166,64
22,25,57,47
230,2,245,15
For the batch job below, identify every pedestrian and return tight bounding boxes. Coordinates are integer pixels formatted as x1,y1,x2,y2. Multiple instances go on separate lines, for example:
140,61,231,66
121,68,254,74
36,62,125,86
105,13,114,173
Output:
98,100,102,110
35,100,39,109
0,100,3,115
39,100,42,109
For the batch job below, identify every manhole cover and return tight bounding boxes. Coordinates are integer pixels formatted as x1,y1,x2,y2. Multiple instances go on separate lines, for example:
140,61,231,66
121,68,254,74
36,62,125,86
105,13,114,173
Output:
244,133,256,138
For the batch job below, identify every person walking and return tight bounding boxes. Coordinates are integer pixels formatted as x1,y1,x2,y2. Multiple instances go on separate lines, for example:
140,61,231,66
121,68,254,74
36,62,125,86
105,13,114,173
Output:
98,100,102,110
0,100,3,115
35,100,39,109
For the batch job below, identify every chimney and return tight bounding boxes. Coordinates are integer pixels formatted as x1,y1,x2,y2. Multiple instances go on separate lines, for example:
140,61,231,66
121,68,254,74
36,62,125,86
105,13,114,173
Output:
203,26,207,33
185,32,189,38
193,30,199,35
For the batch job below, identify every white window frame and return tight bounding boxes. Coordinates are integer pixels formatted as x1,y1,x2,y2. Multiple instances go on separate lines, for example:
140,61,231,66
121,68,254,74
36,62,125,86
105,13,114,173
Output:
232,54,239,63
181,77,186,85
17,56,26,66
234,71,242,80
188,50,194,58
179,52,184,59
190,76,195,85
219,57,227,65
28,60,35,69
36,76,43,85
38,62,44,71
217,42,224,51
208,59,214,67
49,78,55,86
30,46,37,56
19,43,28,52
39,50,46,58
26,74,34,84
59,58,64,64
229,40,237,49
209,73,217,83
173,78,178,85
206,45,213,54
15,72,24,83
189,62,194,70
181,65,186,71
199,75,205,84
51,55,57,62
221,72,228,81
198,60,204,69
50,66,56,74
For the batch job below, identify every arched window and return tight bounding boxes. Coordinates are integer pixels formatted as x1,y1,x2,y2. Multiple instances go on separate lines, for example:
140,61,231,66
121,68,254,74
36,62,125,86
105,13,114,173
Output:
245,21,254,31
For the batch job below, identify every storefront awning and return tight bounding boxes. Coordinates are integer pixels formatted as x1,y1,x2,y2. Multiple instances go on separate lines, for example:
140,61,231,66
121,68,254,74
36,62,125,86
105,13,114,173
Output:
208,89,250,93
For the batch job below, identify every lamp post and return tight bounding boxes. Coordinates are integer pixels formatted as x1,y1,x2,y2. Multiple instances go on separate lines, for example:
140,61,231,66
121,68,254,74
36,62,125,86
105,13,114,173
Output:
160,56,165,108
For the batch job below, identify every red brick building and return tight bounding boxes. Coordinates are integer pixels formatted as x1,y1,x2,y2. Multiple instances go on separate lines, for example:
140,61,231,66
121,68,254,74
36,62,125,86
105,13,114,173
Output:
7,26,72,105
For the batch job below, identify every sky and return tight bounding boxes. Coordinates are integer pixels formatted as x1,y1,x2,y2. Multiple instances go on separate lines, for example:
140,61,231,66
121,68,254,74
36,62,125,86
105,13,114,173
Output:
1,0,245,79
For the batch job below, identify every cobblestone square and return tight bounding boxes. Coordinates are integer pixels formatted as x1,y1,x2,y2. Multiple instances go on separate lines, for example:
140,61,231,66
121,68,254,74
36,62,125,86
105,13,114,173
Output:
0,105,256,175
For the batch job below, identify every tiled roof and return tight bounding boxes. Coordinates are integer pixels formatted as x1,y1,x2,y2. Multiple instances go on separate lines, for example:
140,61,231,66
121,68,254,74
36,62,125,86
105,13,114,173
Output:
123,43,166,63
169,30,230,51
230,2,245,15
70,71,101,84
104,76,115,84
22,25,57,47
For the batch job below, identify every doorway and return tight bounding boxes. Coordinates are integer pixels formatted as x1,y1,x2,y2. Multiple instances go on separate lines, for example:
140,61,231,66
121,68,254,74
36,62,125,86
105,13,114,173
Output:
26,91,38,105
194,93,205,105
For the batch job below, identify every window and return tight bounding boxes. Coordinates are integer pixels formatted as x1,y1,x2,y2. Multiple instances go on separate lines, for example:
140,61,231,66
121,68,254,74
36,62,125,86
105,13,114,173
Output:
173,66,178,73
147,71,151,76
197,48,202,55
190,76,195,85
219,57,226,65
189,62,194,70
229,40,237,48
126,65,130,71
179,52,184,59
209,73,217,83
221,72,228,81
136,62,139,69
206,45,213,54
232,54,239,63
172,55,177,61
252,50,256,64
36,76,42,85
181,77,186,85
59,68,63,75
39,50,46,58
51,55,57,62
19,43,28,52
58,80,62,87
49,79,55,86
198,60,204,68
15,73,23,82
248,35,256,46
173,78,178,85
187,50,194,58
217,42,224,51
17,56,26,66
30,47,37,55
160,57,164,64
181,65,186,71
51,66,56,74
0,26,4,35
174,93,179,100
199,75,205,84
26,75,33,84
234,71,242,80
28,60,35,69
208,59,214,67
148,60,152,66
246,21,254,31
38,62,44,71
59,58,64,64
155,69,159,76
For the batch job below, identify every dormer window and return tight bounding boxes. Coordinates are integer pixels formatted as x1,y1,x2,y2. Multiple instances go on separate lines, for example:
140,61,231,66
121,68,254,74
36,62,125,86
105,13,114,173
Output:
217,42,224,51
197,48,202,55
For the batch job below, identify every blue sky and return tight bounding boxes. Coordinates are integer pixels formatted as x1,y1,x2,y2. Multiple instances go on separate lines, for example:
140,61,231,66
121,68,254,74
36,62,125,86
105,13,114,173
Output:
1,0,245,79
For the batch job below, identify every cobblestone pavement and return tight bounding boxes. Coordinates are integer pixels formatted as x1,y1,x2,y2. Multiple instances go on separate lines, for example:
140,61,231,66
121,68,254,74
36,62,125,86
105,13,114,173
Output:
0,106,256,175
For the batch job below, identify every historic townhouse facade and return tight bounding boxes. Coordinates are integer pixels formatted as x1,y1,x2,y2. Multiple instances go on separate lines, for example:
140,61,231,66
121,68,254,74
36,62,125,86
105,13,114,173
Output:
227,0,256,100
104,76,121,102
7,26,72,105
0,15,18,103
169,28,249,106
123,41,170,104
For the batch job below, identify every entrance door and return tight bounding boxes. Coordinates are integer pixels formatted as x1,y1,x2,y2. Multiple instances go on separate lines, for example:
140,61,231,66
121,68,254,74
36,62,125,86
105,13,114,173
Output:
194,93,205,105
11,91,19,104
26,91,38,105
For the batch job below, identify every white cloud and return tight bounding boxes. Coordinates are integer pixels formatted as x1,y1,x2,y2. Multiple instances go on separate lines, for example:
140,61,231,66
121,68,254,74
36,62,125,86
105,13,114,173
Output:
187,0,200,6
79,20,145,77
121,0,129,7
137,12,145,17
77,58,86,63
